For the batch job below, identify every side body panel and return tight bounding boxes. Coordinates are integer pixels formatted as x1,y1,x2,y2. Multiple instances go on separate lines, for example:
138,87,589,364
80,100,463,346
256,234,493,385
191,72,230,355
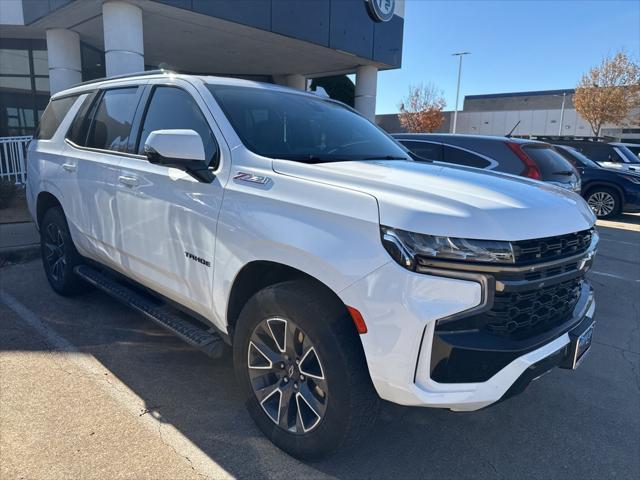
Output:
113,79,231,319
26,94,87,227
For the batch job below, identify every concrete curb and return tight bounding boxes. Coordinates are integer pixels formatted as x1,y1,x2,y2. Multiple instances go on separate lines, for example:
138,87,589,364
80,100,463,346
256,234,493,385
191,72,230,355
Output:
0,244,40,266
0,221,40,266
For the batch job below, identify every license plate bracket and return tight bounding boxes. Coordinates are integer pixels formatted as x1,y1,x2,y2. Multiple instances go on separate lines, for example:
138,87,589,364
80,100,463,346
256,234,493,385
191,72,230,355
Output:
560,319,595,369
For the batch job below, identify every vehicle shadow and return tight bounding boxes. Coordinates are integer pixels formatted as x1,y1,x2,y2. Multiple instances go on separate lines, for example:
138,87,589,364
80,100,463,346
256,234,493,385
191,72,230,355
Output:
1,229,638,479
615,213,640,226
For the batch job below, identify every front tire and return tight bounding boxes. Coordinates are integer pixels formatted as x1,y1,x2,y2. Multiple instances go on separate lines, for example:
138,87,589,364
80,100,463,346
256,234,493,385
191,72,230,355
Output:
40,207,88,296
233,280,378,460
586,187,621,218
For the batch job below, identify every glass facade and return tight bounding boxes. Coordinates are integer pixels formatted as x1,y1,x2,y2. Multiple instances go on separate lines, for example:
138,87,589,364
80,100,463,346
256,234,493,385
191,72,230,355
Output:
0,39,49,137
0,38,105,137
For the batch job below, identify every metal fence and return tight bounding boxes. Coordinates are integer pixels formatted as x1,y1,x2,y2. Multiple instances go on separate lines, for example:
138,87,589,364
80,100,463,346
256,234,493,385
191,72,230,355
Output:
0,136,32,185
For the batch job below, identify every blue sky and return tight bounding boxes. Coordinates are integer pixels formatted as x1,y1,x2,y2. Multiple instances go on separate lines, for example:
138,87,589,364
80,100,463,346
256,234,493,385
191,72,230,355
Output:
375,0,640,114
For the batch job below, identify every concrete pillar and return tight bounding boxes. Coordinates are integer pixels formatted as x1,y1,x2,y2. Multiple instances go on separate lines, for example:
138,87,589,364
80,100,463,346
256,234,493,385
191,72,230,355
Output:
355,65,378,121
103,1,144,77
285,74,307,90
45,29,82,94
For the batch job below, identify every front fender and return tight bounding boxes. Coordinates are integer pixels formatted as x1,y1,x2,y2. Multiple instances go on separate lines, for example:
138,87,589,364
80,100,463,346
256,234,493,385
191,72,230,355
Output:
211,172,389,330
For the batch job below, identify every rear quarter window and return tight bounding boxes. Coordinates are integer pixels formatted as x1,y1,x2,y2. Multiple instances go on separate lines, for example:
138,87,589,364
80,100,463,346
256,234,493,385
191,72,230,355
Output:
399,140,443,161
36,95,80,140
442,145,492,169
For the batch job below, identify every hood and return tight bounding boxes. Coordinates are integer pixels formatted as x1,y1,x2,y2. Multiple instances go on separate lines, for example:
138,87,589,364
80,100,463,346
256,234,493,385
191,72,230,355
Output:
598,162,640,173
272,159,595,241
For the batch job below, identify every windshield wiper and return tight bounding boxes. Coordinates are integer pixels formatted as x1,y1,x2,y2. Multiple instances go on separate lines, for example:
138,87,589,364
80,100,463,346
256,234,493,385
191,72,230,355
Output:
362,155,409,160
276,154,339,163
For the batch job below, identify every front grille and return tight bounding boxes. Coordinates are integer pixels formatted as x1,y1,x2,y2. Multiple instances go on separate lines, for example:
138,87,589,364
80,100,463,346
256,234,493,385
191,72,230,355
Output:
430,228,596,341
512,229,593,264
484,277,583,338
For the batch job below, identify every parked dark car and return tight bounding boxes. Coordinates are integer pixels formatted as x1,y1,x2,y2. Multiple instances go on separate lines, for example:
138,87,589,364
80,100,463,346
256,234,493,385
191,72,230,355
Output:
555,144,640,218
393,133,581,192
544,138,640,173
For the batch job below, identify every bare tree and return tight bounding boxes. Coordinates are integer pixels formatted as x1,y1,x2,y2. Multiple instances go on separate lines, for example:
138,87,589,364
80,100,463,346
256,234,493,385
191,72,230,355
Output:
573,51,640,137
398,83,446,133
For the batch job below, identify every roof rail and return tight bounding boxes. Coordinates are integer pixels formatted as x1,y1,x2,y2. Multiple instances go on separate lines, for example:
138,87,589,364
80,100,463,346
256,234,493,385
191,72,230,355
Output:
71,69,177,89
530,135,615,143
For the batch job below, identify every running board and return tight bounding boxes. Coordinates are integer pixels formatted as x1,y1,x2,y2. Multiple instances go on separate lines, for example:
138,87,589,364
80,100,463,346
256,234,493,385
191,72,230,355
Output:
74,265,225,359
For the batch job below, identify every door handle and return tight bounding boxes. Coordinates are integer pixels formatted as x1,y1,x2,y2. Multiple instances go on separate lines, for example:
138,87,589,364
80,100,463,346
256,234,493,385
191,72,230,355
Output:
62,162,76,172
118,175,139,187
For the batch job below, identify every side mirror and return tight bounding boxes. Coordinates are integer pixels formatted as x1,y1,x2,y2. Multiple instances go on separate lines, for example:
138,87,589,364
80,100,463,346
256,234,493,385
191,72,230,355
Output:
144,129,214,183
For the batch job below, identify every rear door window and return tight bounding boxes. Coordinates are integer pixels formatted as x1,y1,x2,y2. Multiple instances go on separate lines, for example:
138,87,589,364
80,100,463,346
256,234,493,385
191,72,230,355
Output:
443,145,492,169
398,140,443,161
85,87,140,152
66,91,98,145
522,145,576,180
36,95,79,140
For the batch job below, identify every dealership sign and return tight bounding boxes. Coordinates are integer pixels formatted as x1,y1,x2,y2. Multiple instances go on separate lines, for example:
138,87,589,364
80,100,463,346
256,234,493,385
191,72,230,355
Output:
366,0,395,22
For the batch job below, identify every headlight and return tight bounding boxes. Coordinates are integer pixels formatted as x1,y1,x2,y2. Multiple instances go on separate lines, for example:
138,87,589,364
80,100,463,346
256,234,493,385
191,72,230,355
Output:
381,226,515,270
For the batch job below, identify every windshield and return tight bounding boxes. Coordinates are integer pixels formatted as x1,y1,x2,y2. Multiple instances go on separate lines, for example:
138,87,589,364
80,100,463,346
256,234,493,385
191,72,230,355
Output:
207,84,409,162
555,146,600,169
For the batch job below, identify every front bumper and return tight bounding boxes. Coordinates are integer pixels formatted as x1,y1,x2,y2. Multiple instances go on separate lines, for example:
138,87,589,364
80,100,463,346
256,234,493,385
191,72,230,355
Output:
339,239,597,412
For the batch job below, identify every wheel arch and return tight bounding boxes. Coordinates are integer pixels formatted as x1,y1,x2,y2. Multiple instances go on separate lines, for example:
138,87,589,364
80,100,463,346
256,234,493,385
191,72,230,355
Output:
36,191,63,229
582,181,625,203
226,260,351,340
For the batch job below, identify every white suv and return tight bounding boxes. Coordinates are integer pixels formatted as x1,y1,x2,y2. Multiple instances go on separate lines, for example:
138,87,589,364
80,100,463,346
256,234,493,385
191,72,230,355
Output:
27,72,598,459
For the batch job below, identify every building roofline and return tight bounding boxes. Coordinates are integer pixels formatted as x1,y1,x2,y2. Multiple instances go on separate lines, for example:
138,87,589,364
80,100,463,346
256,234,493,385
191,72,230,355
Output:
465,88,575,100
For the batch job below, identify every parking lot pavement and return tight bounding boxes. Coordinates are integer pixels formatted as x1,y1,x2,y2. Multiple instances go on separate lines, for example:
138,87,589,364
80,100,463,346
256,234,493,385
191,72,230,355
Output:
1,215,638,480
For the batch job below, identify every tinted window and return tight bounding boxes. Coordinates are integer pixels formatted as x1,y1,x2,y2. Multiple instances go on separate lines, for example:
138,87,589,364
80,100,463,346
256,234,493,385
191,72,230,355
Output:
35,95,79,140
626,144,640,157
66,92,98,145
555,146,599,169
208,85,408,162
399,140,442,161
613,145,640,164
522,145,575,179
443,145,492,169
578,143,622,163
85,87,139,152
138,86,218,166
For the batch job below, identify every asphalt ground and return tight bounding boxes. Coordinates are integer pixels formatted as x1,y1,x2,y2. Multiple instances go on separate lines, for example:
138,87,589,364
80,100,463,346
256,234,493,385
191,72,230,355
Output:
1,214,638,480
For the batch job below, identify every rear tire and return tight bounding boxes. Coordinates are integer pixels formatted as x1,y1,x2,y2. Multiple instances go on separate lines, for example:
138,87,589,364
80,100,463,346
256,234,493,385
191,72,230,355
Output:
233,280,378,460
585,187,621,218
40,207,89,296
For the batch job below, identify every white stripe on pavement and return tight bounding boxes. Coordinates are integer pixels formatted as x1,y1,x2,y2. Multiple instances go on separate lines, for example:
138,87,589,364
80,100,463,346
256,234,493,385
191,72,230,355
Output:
0,289,233,480
590,271,640,283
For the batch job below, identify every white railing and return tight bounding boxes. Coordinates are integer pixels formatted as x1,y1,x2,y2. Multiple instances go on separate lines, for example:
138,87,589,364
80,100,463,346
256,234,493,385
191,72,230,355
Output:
0,136,32,185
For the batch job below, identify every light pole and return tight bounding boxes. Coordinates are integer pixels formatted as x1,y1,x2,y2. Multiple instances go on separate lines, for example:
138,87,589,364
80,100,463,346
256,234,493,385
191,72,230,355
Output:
554,92,567,136
452,52,470,134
